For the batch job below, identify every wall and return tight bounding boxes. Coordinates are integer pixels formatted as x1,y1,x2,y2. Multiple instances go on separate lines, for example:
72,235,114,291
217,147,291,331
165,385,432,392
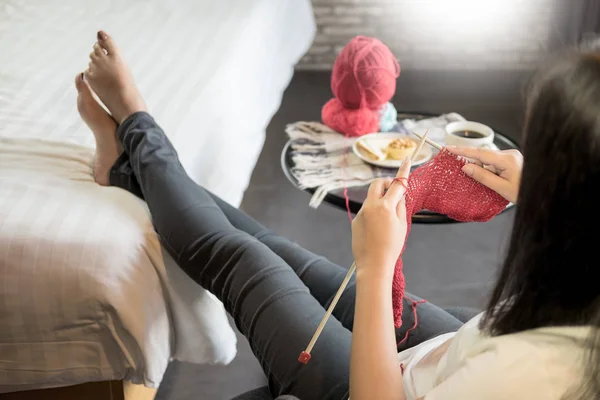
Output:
299,0,558,70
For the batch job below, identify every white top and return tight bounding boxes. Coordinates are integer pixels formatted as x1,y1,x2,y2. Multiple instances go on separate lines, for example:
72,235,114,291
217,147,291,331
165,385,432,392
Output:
399,313,590,399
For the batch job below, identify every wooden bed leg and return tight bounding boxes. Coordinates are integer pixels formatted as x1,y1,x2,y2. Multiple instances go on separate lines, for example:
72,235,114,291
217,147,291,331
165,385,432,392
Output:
0,380,157,400
123,380,158,400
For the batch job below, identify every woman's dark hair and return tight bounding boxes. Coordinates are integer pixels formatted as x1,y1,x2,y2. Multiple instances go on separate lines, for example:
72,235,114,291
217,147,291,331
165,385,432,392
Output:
480,46,600,399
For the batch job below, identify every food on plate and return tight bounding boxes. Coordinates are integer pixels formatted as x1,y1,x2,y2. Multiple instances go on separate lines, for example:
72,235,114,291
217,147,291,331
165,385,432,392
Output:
386,138,417,160
356,139,386,161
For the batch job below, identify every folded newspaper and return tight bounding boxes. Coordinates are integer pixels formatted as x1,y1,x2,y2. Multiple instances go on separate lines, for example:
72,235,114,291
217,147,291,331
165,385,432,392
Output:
286,113,466,208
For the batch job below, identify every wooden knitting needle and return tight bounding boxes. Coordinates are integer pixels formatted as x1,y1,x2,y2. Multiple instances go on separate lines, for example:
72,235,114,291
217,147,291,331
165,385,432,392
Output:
299,262,357,364
411,129,429,162
411,130,443,151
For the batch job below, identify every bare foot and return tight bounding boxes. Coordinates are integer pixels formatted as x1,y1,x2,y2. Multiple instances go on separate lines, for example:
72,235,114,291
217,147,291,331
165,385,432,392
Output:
75,73,120,186
84,30,147,124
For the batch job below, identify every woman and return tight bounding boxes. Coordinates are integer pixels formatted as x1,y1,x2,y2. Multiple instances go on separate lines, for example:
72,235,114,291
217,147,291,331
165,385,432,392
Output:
78,31,599,399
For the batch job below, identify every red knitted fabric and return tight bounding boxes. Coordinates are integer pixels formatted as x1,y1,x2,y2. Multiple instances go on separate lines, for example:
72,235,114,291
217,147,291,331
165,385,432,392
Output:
392,149,509,327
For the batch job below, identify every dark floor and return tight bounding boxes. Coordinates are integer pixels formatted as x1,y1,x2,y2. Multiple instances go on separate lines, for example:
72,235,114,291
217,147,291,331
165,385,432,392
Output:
156,69,528,400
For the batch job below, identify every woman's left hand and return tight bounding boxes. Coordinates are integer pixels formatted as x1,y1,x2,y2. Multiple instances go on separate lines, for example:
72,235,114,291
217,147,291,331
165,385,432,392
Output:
352,158,411,278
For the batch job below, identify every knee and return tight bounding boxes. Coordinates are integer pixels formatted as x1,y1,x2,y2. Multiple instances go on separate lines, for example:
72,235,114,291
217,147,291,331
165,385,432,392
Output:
225,231,261,247
219,231,268,261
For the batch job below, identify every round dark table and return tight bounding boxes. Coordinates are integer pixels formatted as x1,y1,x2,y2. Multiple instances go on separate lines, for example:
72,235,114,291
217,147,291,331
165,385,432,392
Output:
282,112,520,223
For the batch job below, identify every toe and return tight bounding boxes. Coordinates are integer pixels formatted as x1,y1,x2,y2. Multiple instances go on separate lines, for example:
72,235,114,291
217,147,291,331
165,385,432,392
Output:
97,30,118,55
76,73,94,99
75,73,84,91
83,68,96,83
85,62,95,75
93,42,106,57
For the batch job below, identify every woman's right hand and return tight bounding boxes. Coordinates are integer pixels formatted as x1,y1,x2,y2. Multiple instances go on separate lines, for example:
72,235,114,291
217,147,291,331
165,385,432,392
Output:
447,146,523,204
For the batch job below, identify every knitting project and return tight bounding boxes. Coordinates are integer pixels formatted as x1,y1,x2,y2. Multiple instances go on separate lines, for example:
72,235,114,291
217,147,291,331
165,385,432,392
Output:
393,149,509,327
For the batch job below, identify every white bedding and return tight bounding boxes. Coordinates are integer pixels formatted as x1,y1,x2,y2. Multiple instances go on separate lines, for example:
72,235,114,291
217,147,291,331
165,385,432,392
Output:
0,0,315,206
0,0,315,391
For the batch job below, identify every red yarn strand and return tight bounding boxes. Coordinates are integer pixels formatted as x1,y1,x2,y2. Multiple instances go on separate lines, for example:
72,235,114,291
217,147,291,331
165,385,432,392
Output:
391,177,408,190
342,134,354,225
397,297,428,346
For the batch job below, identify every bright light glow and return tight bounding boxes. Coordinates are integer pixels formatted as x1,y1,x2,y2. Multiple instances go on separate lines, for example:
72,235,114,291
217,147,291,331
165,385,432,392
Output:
400,0,530,40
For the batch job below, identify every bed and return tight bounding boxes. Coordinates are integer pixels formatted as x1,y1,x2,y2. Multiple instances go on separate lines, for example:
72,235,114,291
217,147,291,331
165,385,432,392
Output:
0,0,315,397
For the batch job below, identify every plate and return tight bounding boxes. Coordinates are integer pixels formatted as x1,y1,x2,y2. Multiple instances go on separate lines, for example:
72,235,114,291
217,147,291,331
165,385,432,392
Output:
352,133,433,168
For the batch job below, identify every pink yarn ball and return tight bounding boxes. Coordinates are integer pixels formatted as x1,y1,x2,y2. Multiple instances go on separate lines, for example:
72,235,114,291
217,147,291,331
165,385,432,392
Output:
321,98,380,138
322,36,400,136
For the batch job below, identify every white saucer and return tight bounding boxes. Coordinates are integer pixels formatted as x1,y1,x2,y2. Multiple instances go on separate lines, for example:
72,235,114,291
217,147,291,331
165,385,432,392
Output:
352,133,433,169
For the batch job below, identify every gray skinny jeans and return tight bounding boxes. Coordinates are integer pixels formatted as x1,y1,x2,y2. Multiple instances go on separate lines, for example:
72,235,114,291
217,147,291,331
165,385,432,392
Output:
109,112,464,400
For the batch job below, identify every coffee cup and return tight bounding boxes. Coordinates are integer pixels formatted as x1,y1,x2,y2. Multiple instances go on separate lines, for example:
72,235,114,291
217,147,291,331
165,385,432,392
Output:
445,121,494,148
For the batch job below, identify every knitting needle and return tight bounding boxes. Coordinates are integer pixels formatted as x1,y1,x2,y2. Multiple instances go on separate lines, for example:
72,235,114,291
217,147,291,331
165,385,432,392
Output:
411,129,429,162
411,130,443,151
299,262,357,364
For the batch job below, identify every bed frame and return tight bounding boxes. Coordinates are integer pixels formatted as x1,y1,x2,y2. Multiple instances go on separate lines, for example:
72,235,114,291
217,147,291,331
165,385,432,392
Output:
0,380,157,400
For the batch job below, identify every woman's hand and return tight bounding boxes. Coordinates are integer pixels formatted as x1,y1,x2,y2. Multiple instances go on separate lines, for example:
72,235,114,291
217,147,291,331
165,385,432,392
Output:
350,159,410,400
352,158,411,278
447,146,523,204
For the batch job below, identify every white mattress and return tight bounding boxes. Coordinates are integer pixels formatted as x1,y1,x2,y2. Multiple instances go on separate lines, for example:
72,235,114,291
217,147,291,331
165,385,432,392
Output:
0,0,315,391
